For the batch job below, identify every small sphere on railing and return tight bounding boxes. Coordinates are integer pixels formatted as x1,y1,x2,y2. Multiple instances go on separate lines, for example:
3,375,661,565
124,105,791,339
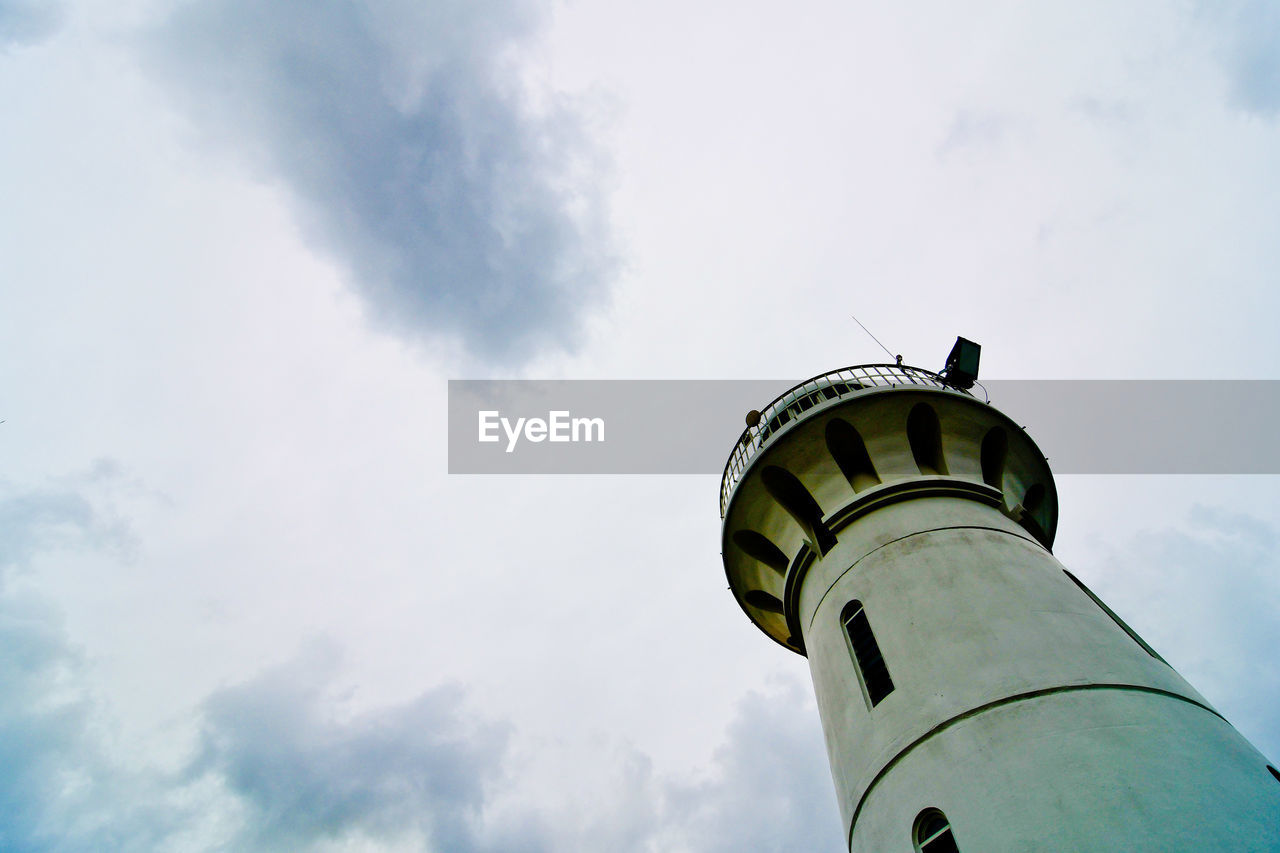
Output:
745,410,762,427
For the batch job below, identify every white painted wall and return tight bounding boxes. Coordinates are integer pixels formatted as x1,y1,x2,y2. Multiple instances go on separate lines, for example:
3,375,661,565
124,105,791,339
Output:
722,385,1280,851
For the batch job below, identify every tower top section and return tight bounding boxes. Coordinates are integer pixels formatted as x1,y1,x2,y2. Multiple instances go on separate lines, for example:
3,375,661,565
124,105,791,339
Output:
720,363,975,516
720,361,1058,655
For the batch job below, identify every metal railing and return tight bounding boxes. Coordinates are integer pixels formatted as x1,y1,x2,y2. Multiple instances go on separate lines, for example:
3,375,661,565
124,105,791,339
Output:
719,364,971,517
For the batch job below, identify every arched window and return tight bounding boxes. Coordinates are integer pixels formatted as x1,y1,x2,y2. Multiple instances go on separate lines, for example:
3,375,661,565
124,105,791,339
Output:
826,418,880,492
841,600,894,706
980,426,1006,489
914,809,960,853
907,403,947,475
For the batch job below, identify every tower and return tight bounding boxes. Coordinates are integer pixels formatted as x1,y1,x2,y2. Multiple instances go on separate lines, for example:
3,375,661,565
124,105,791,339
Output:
718,353,1280,851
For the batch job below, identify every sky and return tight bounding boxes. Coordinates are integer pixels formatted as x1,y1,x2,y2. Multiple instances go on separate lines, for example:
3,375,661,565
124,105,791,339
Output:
2,0,1280,850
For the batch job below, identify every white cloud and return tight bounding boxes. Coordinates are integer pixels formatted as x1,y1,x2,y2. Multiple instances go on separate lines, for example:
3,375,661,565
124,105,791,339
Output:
654,678,842,853
1085,504,1280,761
2,2,1280,851
0,501,839,853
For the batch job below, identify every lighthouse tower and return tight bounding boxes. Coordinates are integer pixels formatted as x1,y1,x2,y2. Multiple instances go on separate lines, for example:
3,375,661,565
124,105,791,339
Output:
719,345,1280,852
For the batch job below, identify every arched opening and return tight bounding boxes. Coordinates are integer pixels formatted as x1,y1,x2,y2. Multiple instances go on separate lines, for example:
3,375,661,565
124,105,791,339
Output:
732,529,790,576
1023,482,1045,513
980,427,1007,489
907,403,947,475
744,589,784,614
826,418,881,492
761,466,837,554
1015,483,1049,543
840,600,894,707
914,809,959,853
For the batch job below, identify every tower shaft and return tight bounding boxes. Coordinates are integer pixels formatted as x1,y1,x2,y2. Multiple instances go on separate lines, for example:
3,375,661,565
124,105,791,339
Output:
719,365,1280,851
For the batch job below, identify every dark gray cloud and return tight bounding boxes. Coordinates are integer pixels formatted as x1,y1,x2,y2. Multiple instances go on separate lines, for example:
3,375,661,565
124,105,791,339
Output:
144,0,613,364
191,642,547,852
0,0,63,48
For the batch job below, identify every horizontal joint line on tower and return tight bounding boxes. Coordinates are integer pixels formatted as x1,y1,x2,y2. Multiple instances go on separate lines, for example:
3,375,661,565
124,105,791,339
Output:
844,682,1225,850
803,524,1042,635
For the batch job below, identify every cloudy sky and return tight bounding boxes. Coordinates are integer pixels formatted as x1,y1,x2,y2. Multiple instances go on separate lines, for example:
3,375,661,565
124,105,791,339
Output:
3,0,1280,850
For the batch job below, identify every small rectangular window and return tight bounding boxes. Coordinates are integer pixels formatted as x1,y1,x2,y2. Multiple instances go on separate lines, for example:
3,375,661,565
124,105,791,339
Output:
843,602,895,706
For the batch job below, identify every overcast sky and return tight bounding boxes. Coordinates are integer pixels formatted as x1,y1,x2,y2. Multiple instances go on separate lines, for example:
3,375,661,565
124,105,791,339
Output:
3,1,1280,850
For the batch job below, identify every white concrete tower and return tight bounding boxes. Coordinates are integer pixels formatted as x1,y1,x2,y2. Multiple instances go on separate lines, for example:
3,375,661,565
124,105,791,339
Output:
719,352,1280,852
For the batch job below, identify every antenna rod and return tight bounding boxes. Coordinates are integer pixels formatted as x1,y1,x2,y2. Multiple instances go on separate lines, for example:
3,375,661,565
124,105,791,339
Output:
850,313,898,362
